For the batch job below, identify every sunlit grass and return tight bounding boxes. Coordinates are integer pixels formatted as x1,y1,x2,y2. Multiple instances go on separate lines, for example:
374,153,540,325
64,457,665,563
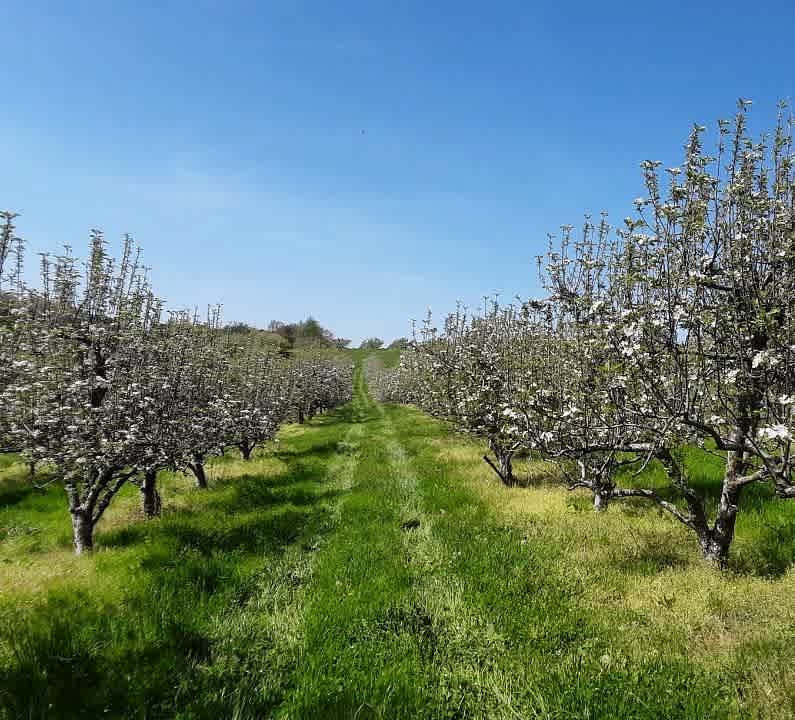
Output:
3,369,795,717
415,409,795,716
0,412,352,718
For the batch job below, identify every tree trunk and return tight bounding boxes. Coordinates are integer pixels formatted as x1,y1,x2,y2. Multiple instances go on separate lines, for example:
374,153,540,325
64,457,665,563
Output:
71,509,94,555
298,408,305,424
499,452,515,486
141,468,161,519
698,534,728,565
699,471,743,566
483,442,515,486
593,488,612,512
239,443,253,461
189,455,208,489
28,460,36,479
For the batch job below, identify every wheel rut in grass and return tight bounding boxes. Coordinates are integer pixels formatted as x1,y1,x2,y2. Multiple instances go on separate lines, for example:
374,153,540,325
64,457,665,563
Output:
0,359,746,720
280,362,741,720
283,365,509,718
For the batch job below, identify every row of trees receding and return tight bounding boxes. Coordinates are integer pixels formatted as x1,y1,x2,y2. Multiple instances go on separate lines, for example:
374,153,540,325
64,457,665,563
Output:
370,101,795,565
0,220,352,554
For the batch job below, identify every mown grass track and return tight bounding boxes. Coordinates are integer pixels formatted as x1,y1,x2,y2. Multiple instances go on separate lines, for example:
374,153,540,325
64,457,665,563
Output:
285,369,741,720
2,356,795,718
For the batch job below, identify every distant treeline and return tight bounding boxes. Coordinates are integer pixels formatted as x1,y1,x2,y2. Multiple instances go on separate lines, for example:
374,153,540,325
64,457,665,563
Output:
224,317,351,352
225,319,411,354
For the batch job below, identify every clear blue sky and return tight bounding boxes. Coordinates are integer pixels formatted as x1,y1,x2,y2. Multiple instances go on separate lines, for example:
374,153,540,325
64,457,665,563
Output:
1,1,792,345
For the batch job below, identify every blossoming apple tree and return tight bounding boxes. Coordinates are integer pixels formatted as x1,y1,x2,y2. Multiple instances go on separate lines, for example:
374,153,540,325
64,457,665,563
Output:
382,101,795,564
1,221,356,552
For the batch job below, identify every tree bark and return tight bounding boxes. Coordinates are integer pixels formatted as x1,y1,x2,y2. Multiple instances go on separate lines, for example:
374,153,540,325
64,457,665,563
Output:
698,534,728,565
298,408,305,424
66,467,132,554
239,442,253,461
71,509,94,555
698,456,744,565
642,447,743,565
189,454,208,489
483,441,515,486
499,452,515,486
593,488,612,512
141,468,161,519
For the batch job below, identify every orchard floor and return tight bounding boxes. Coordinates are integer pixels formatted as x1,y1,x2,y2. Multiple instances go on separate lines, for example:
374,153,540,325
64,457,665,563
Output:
2,361,795,719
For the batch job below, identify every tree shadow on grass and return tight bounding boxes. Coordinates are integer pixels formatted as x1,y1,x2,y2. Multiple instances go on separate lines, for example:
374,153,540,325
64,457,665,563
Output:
731,512,795,577
0,480,35,508
581,490,795,578
0,467,57,510
0,424,355,719
102,501,332,556
218,473,344,512
331,404,376,426
272,438,349,463
101,451,347,556
606,531,691,576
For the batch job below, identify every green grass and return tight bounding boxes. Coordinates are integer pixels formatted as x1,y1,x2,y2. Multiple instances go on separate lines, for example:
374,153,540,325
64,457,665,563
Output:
608,444,795,576
2,360,795,718
347,347,402,368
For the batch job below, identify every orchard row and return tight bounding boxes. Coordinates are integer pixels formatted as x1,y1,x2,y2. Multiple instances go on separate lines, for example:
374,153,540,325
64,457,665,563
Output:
0,223,352,553
370,101,795,565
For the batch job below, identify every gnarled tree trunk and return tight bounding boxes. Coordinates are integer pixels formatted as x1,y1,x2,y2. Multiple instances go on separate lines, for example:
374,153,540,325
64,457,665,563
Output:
141,468,161,519
697,457,744,565
593,487,613,512
484,440,515,486
188,453,208,489
66,466,133,554
70,508,94,555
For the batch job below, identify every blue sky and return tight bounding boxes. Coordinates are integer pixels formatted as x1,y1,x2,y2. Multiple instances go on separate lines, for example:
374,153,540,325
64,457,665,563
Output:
1,1,792,344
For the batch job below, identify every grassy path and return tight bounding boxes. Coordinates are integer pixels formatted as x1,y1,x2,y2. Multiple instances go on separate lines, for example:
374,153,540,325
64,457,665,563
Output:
2,359,794,718
281,366,738,720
